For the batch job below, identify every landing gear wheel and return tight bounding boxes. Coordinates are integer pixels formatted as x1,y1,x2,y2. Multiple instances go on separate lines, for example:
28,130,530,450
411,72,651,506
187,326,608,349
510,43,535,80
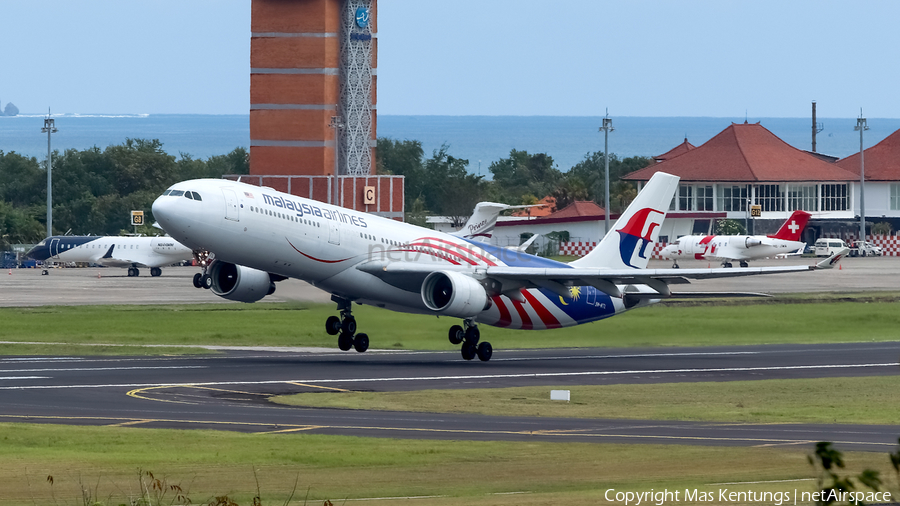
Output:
723,262,733,268
42,269,49,275
341,316,357,335
476,342,493,362
464,326,480,346
448,325,464,345
325,316,342,336
133,268,140,277
739,261,749,268
461,342,477,361
150,267,161,277
192,272,202,288
353,333,369,353
338,332,354,351
200,274,212,289
672,262,680,269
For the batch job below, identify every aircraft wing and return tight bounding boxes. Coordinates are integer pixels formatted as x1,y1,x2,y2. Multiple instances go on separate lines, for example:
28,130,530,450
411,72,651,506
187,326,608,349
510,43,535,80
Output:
357,251,845,300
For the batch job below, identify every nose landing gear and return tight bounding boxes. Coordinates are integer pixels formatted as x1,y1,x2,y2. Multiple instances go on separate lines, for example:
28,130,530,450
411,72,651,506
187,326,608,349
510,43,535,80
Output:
326,296,368,353
191,250,212,289
450,320,492,362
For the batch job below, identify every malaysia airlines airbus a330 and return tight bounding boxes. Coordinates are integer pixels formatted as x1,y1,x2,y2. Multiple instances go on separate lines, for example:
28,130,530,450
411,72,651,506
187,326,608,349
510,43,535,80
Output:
152,172,842,361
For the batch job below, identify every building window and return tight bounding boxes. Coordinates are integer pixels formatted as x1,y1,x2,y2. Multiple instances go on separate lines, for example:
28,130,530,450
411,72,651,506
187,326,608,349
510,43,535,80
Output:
787,184,818,211
822,184,848,211
678,185,693,211
891,184,900,210
696,185,714,211
716,185,748,212
755,184,784,212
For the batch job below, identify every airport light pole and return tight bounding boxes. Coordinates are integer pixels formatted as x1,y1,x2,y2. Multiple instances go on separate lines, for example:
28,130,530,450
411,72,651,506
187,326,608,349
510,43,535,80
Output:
855,112,869,243
599,113,614,234
330,115,344,206
41,113,58,237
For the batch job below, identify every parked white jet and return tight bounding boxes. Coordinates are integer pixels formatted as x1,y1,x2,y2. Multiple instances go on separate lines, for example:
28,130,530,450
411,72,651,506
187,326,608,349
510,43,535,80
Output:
152,172,841,361
449,201,545,240
661,210,811,268
26,235,193,276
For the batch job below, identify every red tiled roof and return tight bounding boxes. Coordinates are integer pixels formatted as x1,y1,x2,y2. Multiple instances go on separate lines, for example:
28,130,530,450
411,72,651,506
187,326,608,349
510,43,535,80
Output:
624,122,858,182
548,200,606,219
835,128,900,181
654,138,696,162
511,195,555,217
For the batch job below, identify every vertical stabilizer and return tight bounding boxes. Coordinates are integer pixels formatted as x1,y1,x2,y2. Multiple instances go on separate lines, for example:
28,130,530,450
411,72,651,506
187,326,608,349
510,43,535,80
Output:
769,210,811,241
570,172,680,269
449,202,509,239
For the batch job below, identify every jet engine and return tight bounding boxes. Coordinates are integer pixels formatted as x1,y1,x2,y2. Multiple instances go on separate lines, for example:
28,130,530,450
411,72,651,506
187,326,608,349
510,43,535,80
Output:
622,284,661,310
208,261,276,303
421,270,491,318
745,237,762,248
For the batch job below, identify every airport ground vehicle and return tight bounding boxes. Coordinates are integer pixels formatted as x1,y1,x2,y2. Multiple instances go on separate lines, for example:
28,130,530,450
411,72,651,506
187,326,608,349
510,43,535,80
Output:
815,238,848,257
848,240,883,257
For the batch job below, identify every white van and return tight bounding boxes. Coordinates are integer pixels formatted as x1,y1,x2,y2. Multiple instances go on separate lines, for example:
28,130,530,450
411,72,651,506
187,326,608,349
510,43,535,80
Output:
814,238,847,257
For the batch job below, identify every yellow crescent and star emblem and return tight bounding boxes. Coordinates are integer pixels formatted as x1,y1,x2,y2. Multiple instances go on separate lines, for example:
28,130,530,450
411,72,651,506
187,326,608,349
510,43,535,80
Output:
559,286,581,305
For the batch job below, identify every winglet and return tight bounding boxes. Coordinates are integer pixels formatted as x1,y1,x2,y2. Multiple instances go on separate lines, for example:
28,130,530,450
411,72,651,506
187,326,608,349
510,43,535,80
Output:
815,247,849,269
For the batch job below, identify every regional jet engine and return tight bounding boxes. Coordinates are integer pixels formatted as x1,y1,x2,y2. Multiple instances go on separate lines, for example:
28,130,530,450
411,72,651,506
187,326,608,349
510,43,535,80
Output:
421,271,491,318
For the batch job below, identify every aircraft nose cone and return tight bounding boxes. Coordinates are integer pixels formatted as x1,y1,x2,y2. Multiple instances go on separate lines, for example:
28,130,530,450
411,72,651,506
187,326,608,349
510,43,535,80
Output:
151,195,174,230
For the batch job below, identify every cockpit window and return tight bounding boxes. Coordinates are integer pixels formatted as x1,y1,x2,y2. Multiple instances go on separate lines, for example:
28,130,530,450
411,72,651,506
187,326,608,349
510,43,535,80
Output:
162,190,172,196
191,191,202,201
169,190,185,197
184,192,193,200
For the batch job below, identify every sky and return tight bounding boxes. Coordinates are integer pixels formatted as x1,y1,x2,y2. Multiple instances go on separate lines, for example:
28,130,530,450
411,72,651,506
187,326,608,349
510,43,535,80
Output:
2,1,899,117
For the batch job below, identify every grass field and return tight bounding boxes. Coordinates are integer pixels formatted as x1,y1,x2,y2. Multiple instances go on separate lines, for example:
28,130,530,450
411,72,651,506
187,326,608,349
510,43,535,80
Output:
0,423,896,506
273,376,900,425
0,296,899,355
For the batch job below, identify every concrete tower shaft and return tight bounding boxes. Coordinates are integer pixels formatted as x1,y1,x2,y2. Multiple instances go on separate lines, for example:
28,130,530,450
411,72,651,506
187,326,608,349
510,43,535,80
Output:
250,0,376,176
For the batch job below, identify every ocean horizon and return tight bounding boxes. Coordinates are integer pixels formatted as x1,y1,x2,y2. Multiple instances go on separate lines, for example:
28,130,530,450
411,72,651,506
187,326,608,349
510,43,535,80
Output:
2,114,899,173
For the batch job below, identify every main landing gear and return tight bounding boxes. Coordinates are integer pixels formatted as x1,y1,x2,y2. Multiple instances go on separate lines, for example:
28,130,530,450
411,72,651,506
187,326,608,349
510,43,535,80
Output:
127,267,141,277
325,296,368,353
721,261,749,268
448,320,492,361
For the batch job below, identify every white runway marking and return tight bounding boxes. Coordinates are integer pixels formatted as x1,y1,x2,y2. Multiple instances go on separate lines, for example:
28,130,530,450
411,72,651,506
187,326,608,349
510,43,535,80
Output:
0,366,207,373
0,376,49,380
0,362,893,390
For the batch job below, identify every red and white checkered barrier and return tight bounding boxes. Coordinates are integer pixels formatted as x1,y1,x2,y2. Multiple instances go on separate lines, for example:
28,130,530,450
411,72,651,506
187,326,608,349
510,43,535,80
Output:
820,234,900,256
559,241,670,260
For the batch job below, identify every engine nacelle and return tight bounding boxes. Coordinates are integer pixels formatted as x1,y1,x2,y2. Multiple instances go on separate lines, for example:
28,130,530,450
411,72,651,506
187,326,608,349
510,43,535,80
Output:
622,284,660,310
208,261,275,303
745,237,762,248
421,270,491,318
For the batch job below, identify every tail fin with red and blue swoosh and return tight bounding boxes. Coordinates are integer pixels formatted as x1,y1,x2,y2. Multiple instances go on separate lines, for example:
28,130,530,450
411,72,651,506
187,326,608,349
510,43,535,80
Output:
570,172,680,269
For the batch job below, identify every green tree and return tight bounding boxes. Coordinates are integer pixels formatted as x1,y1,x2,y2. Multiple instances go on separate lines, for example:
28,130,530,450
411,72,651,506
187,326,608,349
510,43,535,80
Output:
376,138,425,210
0,200,44,249
567,151,652,206
489,150,562,204
715,219,746,235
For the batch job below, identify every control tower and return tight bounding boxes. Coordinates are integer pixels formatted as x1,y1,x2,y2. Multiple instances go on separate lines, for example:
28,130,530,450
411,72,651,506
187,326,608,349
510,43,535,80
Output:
246,0,402,219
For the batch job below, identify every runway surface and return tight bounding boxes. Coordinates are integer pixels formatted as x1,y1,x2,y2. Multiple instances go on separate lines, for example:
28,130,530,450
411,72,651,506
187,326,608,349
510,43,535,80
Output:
1,342,897,451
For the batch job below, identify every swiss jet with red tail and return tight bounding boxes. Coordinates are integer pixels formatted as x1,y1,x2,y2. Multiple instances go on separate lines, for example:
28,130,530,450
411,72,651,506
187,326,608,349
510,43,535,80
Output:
152,173,840,361
661,210,811,268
